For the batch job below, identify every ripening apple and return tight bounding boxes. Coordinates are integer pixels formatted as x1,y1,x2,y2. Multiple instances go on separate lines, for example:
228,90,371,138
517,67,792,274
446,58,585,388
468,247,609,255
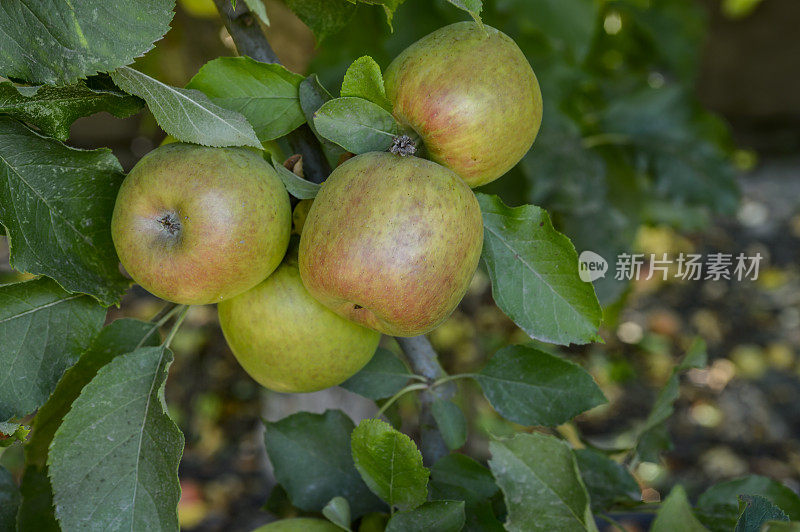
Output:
298,152,483,337
384,21,543,188
217,253,380,393
111,143,291,305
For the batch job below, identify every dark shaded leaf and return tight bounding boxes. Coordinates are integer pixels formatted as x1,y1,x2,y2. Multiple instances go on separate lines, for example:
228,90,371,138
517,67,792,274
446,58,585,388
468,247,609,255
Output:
574,448,640,512
0,0,174,85
431,400,467,450
0,465,20,532
264,410,385,518
0,278,105,421
0,81,142,141
285,0,357,42
476,345,606,426
697,476,800,532
735,495,789,532
340,348,412,399
0,117,130,305
385,501,465,532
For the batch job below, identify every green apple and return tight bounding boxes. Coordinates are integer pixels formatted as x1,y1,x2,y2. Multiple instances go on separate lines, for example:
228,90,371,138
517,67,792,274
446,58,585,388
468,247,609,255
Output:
111,143,291,305
252,518,342,532
298,152,483,337
217,254,380,393
384,21,543,188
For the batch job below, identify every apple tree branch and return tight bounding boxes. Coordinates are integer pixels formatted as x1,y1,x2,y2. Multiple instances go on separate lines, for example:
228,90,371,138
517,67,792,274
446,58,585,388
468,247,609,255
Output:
213,0,453,465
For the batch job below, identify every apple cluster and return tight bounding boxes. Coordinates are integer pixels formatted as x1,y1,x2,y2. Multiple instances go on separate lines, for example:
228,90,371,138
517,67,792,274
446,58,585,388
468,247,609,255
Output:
110,22,542,394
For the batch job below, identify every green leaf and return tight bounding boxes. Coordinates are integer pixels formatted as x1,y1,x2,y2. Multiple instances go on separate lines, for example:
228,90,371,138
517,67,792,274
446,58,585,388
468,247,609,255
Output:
284,0,357,42
0,422,29,448
0,465,20,532
574,449,640,512
634,338,707,461
0,278,105,421
299,75,347,165
429,454,504,532
430,454,499,504
651,485,708,532
110,66,261,149
187,57,306,142
497,0,597,59
353,1,407,28
340,348,413,399
323,496,352,531
488,432,596,532
350,418,429,510
243,0,270,24
431,400,467,450
736,495,789,532
386,500,465,532
264,410,385,517
0,117,130,306
0,0,174,85
25,319,162,469
445,0,483,24
340,56,392,112
697,476,800,532
314,97,400,154
476,193,603,345
475,345,606,426
270,154,321,200
0,80,142,141
16,465,58,532
48,346,183,532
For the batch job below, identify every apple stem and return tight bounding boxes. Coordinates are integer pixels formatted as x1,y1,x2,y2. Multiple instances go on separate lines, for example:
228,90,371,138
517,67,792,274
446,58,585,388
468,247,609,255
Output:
164,305,190,349
212,0,331,184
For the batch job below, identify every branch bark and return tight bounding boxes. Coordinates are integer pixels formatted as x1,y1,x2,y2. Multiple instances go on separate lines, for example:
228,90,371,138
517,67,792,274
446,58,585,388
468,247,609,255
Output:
214,0,451,465
396,336,456,466
212,0,331,183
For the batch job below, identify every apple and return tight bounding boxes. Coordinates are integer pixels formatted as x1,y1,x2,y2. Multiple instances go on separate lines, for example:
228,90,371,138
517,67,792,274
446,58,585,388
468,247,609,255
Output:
384,21,543,188
111,143,291,305
252,518,342,532
298,152,483,337
217,254,380,393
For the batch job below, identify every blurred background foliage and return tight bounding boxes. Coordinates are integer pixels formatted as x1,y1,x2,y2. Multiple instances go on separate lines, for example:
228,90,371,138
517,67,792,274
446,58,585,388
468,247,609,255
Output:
1,0,799,530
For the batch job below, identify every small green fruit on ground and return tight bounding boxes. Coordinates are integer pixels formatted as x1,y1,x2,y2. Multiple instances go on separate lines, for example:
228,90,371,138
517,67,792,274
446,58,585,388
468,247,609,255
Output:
384,21,543,188
217,256,380,393
252,518,342,532
111,143,291,305
299,152,483,337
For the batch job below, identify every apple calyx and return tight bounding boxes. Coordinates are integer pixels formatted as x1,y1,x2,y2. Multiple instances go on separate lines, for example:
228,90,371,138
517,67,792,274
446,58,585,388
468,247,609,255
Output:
158,211,182,236
389,134,417,157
